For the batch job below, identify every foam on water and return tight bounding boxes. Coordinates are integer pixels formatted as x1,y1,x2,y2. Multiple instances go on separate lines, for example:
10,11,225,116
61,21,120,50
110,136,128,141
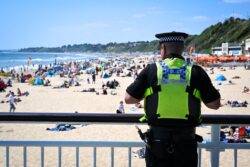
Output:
0,51,101,69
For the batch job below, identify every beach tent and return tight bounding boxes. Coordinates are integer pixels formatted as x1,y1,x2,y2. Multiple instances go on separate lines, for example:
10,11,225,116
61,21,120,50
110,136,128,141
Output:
33,77,44,85
102,72,110,78
215,74,226,81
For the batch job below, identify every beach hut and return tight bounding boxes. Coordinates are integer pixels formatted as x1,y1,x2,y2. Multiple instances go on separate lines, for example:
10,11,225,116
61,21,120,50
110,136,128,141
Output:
215,74,226,81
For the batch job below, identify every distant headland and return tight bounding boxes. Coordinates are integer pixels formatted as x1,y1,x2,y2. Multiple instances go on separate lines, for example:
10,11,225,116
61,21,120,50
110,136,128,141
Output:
19,17,250,54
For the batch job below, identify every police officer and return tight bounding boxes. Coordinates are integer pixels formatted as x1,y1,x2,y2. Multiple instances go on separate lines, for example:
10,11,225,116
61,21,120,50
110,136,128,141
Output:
125,32,221,167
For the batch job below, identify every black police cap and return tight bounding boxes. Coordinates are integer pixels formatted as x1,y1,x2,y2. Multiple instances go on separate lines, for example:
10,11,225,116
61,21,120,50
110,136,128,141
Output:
155,31,188,43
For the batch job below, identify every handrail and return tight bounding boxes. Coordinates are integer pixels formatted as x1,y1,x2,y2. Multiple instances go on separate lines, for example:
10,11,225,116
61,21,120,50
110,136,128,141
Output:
0,112,250,124
1,112,250,167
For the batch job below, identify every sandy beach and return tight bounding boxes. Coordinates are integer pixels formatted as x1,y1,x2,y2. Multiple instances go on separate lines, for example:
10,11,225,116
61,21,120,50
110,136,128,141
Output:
0,56,250,167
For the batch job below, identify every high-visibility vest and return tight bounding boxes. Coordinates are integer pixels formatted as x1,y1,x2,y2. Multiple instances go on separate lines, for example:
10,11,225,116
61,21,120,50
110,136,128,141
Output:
141,58,201,125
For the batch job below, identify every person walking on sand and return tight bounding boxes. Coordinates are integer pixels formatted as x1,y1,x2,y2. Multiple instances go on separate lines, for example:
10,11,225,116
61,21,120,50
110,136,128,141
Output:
9,91,16,113
125,32,221,167
92,73,96,84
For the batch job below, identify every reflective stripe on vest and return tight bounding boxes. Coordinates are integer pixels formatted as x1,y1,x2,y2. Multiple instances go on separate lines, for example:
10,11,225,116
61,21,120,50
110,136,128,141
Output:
142,58,201,122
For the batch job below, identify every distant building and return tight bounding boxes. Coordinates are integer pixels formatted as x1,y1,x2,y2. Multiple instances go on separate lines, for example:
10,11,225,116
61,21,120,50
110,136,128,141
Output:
212,42,243,56
212,39,250,56
244,39,250,55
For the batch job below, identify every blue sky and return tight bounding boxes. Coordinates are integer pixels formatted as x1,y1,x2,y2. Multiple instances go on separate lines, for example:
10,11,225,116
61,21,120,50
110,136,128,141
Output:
0,0,249,49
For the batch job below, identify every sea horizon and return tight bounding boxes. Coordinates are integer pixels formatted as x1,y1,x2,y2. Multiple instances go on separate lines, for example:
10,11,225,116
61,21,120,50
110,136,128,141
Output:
0,51,108,70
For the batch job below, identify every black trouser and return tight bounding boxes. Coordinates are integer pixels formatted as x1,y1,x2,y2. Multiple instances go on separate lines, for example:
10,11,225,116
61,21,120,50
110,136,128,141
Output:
145,127,198,167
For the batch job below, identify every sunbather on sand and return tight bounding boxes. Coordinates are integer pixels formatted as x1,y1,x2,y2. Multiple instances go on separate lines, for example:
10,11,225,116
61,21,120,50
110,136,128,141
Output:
243,86,250,93
17,88,29,96
53,81,69,89
232,76,240,79
81,88,96,92
44,79,51,86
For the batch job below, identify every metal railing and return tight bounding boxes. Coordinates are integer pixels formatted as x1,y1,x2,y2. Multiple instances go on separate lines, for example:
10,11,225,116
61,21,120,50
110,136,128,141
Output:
1,112,250,167
0,140,144,167
0,112,250,124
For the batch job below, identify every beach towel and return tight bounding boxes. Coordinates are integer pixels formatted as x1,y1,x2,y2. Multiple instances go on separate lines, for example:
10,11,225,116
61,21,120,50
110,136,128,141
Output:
227,100,248,107
46,123,76,131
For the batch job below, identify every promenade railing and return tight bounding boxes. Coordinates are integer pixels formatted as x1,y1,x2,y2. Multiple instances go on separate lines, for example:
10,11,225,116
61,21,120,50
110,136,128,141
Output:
0,112,250,167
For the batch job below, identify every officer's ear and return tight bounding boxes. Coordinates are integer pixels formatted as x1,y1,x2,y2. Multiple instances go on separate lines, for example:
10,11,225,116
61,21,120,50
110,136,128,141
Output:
160,44,169,59
160,43,165,51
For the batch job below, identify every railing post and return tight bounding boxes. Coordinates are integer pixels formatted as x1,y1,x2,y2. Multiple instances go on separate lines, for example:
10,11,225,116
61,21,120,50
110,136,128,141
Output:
234,149,237,167
198,148,201,167
6,146,9,167
76,147,79,167
23,146,27,167
206,125,224,167
128,147,132,167
41,147,44,167
110,147,114,167
58,147,62,167
93,147,97,167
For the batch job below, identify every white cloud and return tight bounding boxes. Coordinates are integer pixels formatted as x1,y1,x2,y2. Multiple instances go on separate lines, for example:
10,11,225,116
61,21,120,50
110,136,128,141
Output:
192,15,209,21
222,0,250,3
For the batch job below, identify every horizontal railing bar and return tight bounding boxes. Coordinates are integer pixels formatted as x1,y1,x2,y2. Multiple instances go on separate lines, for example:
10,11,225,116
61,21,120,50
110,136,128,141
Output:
0,141,145,147
199,143,250,149
0,113,141,123
1,141,250,149
0,112,250,124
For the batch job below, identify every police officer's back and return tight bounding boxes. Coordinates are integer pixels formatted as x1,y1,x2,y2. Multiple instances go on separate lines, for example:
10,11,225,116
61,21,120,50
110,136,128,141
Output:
125,32,221,167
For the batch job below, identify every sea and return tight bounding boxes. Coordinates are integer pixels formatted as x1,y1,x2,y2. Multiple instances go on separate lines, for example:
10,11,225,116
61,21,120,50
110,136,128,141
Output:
0,51,106,70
